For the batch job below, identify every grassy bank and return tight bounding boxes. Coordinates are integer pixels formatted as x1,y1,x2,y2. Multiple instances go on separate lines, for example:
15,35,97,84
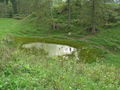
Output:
0,18,120,90
0,18,19,36
0,42,120,90
0,18,119,66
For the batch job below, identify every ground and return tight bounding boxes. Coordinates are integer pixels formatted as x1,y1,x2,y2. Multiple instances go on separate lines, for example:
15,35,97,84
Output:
0,18,119,66
0,18,120,90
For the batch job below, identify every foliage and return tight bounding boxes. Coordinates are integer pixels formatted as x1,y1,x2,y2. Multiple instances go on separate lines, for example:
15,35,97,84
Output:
0,41,120,90
0,0,120,89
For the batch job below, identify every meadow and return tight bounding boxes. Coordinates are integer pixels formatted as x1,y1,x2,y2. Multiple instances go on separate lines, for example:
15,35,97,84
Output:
0,18,120,90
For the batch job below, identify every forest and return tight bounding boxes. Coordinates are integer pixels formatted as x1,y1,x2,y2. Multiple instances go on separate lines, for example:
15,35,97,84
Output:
0,0,120,90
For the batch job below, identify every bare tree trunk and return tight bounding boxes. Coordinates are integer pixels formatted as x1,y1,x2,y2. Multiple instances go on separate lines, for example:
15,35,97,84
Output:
50,0,55,29
67,0,71,26
4,0,7,17
91,0,96,33
10,0,18,14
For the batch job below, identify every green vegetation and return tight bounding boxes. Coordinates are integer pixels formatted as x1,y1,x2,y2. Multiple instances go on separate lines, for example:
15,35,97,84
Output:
0,0,120,90
0,44,119,90
0,17,119,90
0,18,18,36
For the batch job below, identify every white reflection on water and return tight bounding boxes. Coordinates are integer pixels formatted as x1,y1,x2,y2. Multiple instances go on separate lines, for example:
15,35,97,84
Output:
22,42,77,56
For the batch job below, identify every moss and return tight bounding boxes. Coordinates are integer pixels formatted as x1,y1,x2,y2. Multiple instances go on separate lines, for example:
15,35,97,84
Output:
12,36,104,63
13,36,88,47
78,48,104,63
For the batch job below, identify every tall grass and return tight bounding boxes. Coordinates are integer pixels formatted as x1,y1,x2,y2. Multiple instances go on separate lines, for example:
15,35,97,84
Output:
0,38,120,90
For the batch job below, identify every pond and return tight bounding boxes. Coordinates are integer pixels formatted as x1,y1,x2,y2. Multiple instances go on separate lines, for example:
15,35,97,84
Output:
22,42,77,57
13,36,102,63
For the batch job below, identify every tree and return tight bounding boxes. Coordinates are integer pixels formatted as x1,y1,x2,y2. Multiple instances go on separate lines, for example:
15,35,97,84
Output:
10,0,17,14
67,0,71,26
16,0,33,15
81,0,106,33
32,0,52,23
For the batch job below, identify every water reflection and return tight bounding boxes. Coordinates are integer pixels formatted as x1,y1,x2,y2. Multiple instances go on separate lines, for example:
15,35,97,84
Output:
22,42,77,56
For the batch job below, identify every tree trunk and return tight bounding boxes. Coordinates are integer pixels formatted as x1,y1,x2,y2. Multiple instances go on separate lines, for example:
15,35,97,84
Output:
10,0,18,14
91,0,96,33
67,0,71,26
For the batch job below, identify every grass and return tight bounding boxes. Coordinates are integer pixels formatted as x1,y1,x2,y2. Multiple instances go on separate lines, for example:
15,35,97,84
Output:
85,26,120,66
0,43,120,90
0,18,120,90
6,17,120,66
0,18,19,36
1,16,87,39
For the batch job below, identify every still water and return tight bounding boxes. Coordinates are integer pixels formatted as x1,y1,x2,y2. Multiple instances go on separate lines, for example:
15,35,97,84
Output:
22,42,77,56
